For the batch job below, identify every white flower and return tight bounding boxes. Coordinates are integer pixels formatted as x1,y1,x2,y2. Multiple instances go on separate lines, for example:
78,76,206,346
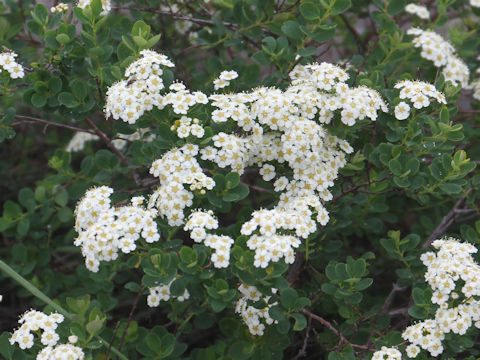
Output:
394,101,411,120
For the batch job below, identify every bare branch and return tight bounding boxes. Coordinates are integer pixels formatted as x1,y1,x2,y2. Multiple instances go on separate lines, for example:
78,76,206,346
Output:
11,115,96,135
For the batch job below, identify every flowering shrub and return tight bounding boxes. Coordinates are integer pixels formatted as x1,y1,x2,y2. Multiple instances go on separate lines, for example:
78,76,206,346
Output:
1,0,480,359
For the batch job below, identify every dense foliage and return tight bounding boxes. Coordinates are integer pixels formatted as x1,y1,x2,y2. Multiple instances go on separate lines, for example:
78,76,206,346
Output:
1,0,480,359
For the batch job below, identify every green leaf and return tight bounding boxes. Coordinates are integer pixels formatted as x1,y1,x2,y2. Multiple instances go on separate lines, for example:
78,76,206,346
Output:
27,21,44,36
380,237,396,254
291,313,307,331
170,278,186,297
225,172,240,189
330,0,351,15
300,2,322,20
71,79,87,100
73,7,89,24
54,189,69,207
33,4,49,24
90,0,103,18
48,77,62,94
146,332,163,353
0,332,13,359
18,188,36,212
31,93,47,108
281,21,303,40
280,288,298,309
56,33,70,44
354,278,373,291
86,316,104,335
298,47,317,56
408,305,427,319
132,20,151,38
223,184,249,202
3,200,22,219
387,0,406,16
180,246,197,266
405,158,420,175
58,92,78,108
439,183,462,194
388,159,402,176
58,207,73,223
311,27,336,42
17,219,30,236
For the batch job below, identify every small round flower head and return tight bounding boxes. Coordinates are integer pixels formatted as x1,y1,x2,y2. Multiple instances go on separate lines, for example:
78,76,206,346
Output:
406,344,420,358
394,80,446,109
442,55,469,87
10,310,65,351
220,70,238,81
407,28,454,67
371,346,401,360
74,188,160,271
235,285,278,336
394,101,411,120
51,2,69,13
0,50,25,79
405,4,430,19
105,50,175,123
147,279,189,307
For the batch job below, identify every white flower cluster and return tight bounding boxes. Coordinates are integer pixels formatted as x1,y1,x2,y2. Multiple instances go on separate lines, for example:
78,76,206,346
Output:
184,210,234,267
399,238,480,357
393,80,446,120
163,82,209,115
77,0,111,14
10,310,64,350
149,144,215,226
51,3,69,13
74,187,160,272
171,116,205,139
0,51,24,79
65,132,99,152
105,50,174,123
290,63,388,125
147,61,377,268
235,284,277,336
471,0,480,7
9,310,82,360
36,343,85,360
371,346,402,360
213,70,239,90
147,279,190,307
241,193,330,268
405,4,430,19
407,28,469,87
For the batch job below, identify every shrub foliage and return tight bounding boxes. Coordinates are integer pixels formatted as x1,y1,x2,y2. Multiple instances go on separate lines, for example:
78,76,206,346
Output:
1,0,480,359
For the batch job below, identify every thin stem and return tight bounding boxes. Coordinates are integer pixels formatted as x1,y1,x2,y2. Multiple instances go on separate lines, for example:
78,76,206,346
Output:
10,115,96,134
84,117,143,186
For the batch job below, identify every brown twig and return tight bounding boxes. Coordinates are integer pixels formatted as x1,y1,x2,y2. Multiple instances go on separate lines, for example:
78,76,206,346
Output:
422,188,473,249
84,117,143,186
11,115,97,134
301,309,375,351
116,284,144,359
113,6,236,29
105,320,121,360
292,315,312,360
239,180,273,193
